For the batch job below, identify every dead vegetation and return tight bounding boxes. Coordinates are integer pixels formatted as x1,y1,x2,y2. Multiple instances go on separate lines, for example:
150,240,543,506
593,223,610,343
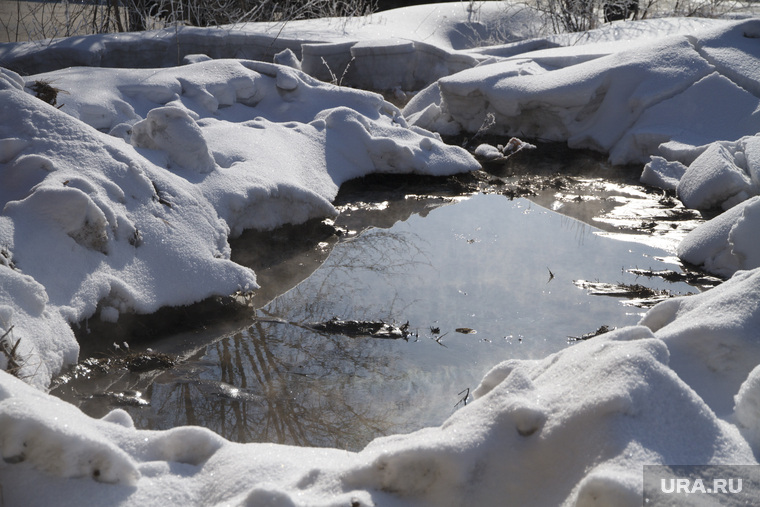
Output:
627,267,723,288
573,279,687,307
54,346,175,388
308,317,412,339
0,325,24,378
568,324,613,342
29,80,67,107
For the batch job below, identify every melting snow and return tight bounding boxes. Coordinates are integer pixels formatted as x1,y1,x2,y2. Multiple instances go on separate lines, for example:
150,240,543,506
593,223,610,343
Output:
2,3,760,505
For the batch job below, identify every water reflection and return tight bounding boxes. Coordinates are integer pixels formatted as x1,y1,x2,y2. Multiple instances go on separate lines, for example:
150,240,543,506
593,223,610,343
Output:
52,194,697,450
135,322,398,450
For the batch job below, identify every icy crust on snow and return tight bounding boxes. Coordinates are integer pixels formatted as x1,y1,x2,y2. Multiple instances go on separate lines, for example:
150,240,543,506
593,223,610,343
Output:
0,60,477,386
1,319,758,505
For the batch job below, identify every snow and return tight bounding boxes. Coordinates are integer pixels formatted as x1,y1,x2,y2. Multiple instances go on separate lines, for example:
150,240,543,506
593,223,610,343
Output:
3,2,760,505
0,55,476,386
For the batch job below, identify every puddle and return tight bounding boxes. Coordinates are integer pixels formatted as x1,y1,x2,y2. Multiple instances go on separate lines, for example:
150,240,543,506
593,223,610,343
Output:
51,193,698,451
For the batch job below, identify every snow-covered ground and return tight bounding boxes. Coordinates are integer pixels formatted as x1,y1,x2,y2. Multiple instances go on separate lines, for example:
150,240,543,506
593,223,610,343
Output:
3,2,760,505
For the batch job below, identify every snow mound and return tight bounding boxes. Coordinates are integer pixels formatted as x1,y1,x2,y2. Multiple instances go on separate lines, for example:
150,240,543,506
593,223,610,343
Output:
0,59,477,386
130,106,215,173
676,142,753,210
642,134,760,276
406,19,760,165
30,59,478,237
641,268,760,416
678,196,760,277
0,373,140,484
1,321,756,505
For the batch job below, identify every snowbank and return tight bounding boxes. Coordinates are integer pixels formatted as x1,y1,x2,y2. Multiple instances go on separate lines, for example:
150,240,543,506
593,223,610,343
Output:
405,19,760,166
0,2,539,90
0,57,477,386
2,312,759,505
4,3,760,505
401,16,760,277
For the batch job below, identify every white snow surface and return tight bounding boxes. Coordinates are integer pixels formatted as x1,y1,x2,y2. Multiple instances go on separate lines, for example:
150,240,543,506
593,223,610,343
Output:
0,52,477,387
3,3,760,505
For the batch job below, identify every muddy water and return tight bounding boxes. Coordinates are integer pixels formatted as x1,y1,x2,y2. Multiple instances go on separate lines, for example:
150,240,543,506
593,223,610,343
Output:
52,189,700,451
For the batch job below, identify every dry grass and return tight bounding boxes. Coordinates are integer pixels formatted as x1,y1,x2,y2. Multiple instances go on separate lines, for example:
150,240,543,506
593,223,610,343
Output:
1,1,129,43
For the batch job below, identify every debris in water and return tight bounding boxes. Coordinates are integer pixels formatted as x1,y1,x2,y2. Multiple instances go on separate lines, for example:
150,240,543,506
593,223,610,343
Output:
568,325,614,342
573,280,686,308
91,390,149,407
308,317,411,339
627,268,723,287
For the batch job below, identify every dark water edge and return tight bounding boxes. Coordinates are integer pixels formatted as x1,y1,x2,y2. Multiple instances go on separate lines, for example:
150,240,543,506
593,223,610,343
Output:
52,146,713,451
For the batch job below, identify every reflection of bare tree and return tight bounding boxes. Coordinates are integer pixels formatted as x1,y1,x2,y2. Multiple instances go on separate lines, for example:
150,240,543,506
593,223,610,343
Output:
138,226,433,449
135,317,403,450
290,228,433,322
52,200,446,451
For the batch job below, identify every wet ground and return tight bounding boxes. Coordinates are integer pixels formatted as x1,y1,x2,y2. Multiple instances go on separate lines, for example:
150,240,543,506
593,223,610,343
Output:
51,142,717,451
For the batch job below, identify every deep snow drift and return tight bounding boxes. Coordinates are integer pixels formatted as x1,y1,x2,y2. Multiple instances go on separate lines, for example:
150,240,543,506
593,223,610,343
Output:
2,3,760,506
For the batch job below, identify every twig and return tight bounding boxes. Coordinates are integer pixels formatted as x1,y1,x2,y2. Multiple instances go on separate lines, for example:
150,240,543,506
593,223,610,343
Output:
455,387,470,408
